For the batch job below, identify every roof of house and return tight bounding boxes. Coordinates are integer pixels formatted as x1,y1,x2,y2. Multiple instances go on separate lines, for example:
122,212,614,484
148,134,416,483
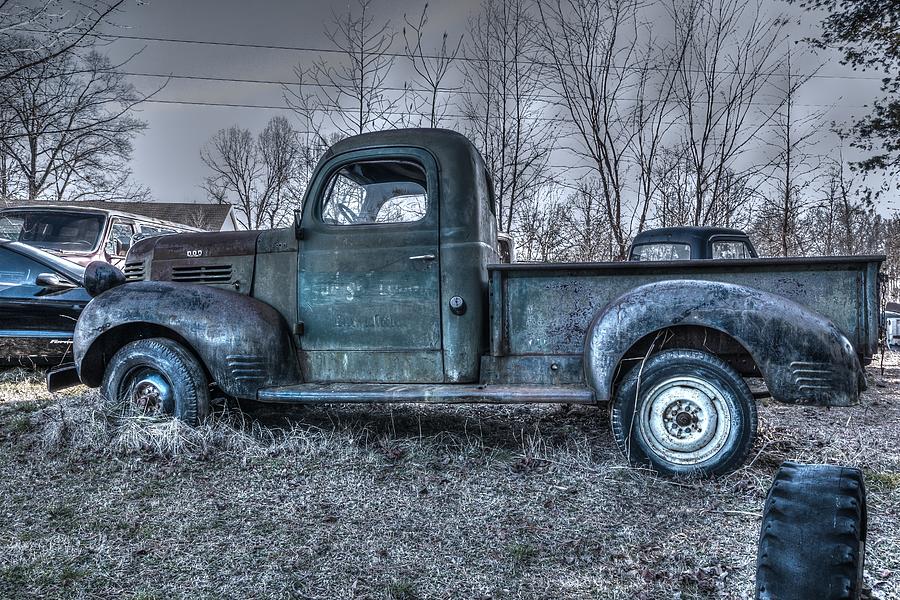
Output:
0,200,234,231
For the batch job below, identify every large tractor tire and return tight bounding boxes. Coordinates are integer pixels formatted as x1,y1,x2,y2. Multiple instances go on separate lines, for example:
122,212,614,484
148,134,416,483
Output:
756,462,867,600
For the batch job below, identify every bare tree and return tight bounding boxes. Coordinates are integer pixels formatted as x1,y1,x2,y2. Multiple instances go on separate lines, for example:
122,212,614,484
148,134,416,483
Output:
257,116,302,227
513,188,569,262
0,46,149,201
285,0,398,137
628,24,691,234
462,0,556,234
880,216,900,302
803,157,883,257
653,145,757,228
561,180,618,261
671,0,789,226
201,116,301,230
538,0,655,260
402,3,463,128
752,53,826,256
0,0,125,83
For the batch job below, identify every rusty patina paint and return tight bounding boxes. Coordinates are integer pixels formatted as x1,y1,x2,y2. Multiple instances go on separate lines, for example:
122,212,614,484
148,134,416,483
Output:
71,129,883,410
75,281,300,398
583,279,863,406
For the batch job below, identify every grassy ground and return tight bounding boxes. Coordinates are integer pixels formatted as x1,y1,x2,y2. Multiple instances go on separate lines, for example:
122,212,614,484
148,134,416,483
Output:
0,358,898,600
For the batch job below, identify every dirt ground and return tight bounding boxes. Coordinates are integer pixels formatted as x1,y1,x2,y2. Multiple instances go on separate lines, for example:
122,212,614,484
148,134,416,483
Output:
1,356,898,600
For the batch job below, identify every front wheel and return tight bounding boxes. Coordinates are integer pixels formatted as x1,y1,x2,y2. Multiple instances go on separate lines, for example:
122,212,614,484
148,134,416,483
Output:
101,338,210,425
610,348,757,477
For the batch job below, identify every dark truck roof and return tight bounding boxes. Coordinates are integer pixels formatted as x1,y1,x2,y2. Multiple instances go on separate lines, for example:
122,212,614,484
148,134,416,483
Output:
316,128,496,242
629,226,758,260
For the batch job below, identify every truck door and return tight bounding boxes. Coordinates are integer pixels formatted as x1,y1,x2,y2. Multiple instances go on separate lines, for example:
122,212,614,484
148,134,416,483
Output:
297,148,442,382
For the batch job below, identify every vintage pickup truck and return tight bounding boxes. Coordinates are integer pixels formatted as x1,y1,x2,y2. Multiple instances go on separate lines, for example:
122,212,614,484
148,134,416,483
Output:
57,129,884,477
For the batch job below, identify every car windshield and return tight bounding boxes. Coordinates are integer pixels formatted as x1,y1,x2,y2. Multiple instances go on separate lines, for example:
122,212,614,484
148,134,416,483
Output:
4,241,86,284
0,210,104,252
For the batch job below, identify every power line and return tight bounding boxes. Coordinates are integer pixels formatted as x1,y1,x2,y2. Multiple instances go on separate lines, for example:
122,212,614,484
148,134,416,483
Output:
143,97,817,135
124,70,871,110
31,28,890,82
144,97,564,122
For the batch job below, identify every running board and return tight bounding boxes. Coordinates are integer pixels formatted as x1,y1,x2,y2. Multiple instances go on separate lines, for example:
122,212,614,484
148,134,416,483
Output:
257,383,595,405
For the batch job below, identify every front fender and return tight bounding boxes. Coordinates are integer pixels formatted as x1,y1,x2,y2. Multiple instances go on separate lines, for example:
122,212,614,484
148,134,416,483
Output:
584,279,863,406
74,281,301,399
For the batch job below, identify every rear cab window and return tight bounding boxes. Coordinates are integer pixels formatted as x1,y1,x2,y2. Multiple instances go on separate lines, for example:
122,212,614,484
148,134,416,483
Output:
711,239,754,259
630,243,692,261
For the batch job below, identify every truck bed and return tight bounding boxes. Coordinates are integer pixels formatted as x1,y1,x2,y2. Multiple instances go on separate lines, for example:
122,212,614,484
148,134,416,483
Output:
486,256,883,383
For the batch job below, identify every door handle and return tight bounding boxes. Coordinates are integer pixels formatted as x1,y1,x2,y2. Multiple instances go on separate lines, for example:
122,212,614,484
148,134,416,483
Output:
409,254,436,261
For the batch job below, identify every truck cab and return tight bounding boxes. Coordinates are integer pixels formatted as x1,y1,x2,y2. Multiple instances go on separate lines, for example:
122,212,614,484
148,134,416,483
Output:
64,129,884,477
628,226,758,261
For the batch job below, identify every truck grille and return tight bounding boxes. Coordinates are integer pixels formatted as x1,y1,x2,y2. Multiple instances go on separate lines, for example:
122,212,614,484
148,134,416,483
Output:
171,264,233,284
123,262,145,281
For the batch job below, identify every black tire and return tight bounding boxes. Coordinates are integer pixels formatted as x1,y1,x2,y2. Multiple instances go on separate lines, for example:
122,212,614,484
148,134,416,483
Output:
610,348,757,477
756,462,867,600
101,337,210,426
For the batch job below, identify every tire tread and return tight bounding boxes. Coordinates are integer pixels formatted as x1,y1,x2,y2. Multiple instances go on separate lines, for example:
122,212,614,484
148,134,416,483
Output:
756,462,867,600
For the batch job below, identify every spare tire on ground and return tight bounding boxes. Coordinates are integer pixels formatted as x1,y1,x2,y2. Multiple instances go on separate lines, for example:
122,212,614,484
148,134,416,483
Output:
756,462,867,600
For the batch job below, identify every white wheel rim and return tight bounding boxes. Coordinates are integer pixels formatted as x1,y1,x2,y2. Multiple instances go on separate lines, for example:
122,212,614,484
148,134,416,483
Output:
638,375,732,466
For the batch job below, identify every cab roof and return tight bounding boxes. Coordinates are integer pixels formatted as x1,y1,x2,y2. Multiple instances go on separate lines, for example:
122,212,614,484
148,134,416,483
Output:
632,226,751,246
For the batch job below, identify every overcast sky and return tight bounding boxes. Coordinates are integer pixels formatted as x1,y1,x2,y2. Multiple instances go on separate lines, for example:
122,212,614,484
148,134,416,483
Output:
97,0,892,211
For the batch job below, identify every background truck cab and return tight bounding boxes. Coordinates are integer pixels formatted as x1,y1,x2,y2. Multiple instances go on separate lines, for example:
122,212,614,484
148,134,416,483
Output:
628,226,758,261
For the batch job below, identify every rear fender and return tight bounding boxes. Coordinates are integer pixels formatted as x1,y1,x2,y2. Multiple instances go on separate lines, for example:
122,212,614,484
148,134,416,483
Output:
74,281,301,398
584,279,863,406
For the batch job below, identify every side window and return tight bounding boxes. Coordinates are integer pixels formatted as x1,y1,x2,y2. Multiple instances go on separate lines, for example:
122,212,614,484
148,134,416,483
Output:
711,240,752,259
321,160,428,226
134,224,176,242
0,248,41,288
106,220,135,256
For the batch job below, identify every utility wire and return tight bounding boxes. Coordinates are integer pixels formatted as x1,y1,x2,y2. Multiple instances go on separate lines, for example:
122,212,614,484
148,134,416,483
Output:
124,70,871,109
142,97,818,133
22,28,890,82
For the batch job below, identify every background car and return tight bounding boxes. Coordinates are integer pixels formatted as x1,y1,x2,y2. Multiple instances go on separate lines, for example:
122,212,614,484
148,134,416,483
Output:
0,239,89,367
0,205,205,268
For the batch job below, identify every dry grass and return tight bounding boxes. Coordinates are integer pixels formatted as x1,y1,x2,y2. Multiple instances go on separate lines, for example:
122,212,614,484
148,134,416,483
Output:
1,356,899,599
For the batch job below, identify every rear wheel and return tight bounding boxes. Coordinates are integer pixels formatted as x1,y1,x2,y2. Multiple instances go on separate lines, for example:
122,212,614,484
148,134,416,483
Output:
101,338,210,425
756,462,867,600
610,348,757,477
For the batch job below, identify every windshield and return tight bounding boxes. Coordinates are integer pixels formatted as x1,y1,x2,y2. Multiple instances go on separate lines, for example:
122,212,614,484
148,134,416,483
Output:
4,241,86,284
0,210,105,252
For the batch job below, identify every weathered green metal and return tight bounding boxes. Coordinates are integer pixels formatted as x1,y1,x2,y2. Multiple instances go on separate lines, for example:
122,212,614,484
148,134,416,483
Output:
298,131,499,383
297,146,443,383
490,256,882,358
258,382,594,404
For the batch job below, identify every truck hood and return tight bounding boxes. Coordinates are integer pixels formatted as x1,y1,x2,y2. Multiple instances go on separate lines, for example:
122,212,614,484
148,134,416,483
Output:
126,230,261,294
129,230,261,261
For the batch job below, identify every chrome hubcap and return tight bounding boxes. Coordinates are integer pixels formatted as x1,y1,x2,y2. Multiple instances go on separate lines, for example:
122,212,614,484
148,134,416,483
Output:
639,375,731,466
